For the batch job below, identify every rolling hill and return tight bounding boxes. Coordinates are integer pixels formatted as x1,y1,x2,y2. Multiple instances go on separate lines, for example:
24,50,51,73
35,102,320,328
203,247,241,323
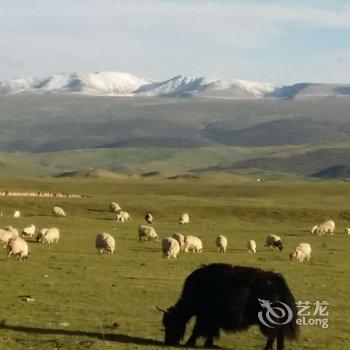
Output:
0,91,349,179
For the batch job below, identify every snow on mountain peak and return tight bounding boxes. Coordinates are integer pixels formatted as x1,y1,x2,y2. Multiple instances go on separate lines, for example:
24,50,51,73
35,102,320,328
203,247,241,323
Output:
0,71,282,98
0,77,39,94
60,71,150,95
0,71,150,96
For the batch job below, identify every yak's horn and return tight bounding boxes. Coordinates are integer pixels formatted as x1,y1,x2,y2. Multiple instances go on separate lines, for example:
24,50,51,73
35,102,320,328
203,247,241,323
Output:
155,306,168,313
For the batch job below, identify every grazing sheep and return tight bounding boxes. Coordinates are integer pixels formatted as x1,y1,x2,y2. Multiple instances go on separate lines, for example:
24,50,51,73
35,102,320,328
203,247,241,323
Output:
0,229,14,248
138,225,158,241
0,212,3,216
319,220,335,235
162,237,180,259
312,220,335,236
179,213,190,225
95,233,115,254
310,225,318,235
266,234,283,251
172,233,185,251
4,226,19,237
215,235,227,253
184,235,203,253
52,206,65,217
7,237,28,260
145,212,153,224
13,210,20,219
290,243,311,262
36,228,48,242
345,228,350,235
110,202,121,213
158,263,299,348
21,225,36,239
116,210,130,223
37,228,60,244
247,240,257,253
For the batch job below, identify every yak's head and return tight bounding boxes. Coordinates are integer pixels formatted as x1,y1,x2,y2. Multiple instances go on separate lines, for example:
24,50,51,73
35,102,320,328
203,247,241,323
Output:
157,306,187,346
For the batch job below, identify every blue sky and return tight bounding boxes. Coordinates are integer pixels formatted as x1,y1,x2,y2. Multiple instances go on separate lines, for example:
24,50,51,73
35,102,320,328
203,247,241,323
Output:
1,0,350,84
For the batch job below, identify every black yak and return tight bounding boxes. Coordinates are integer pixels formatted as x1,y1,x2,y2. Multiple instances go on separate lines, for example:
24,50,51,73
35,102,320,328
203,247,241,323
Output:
158,263,298,349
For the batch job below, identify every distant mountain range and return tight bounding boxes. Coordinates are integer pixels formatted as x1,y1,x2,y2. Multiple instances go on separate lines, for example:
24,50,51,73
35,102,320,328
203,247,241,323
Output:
1,71,350,100
0,77,349,179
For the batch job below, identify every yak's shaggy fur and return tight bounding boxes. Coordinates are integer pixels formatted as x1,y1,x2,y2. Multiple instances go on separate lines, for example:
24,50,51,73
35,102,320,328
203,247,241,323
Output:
160,263,299,349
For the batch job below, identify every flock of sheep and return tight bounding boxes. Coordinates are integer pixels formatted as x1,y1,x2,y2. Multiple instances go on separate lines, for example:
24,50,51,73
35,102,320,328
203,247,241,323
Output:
1,200,348,264
0,206,65,260
101,202,349,263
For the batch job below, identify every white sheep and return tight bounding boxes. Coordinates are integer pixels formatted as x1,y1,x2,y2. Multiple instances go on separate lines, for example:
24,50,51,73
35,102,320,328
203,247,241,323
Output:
13,210,20,219
215,235,227,253
171,233,185,251
184,235,203,253
38,228,60,244
95,233,115,254
110,202,121,213
162,237,180,259
312,220,335,236
266,234,283,251
36,228,48,242
247,240,257,253
21,225,36,239
7,236,28,260
138,225,158,241
0,229,15,248
290,243,311,262
145,213,153,224
52,206,65,217
345,228,350,235
179,213,190,225
4,226,19,237
310,225,319,235
116,210,130,223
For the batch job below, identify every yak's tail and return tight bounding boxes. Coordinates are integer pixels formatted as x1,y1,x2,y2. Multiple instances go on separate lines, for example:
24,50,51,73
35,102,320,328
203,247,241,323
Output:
273,273,300,340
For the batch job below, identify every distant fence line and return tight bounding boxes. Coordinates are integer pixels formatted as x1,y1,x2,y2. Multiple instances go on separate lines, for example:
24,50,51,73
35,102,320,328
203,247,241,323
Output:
0,190,88,198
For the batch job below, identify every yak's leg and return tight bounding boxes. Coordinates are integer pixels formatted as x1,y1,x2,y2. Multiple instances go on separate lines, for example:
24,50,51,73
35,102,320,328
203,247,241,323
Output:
204,332,218,348
186,320,202,347
276,330,284,350
203,324,219,348
204,336,214,348
264,329,276,350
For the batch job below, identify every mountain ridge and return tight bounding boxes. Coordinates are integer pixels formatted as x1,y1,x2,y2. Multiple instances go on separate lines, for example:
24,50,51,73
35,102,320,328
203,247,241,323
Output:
2,71,350,99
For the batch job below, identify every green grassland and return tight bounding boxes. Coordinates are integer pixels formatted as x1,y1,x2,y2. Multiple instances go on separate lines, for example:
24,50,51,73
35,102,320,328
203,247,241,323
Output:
0,177,349,349
1,140,350,179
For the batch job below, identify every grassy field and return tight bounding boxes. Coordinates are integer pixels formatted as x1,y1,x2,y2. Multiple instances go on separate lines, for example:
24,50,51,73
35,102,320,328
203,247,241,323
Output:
0,177,349,349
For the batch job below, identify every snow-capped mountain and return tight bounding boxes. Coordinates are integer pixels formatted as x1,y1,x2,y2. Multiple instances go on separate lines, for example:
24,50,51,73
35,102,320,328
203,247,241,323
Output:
135,75,211,96
0,77,41,94
1,71,350,99
135,75,279,98
0,72,150,96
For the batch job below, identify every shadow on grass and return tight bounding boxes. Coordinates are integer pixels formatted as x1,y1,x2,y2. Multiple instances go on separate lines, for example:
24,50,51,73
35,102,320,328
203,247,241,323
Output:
227,248,246,253
94,217,115,221
87,208,107,213
1,325,163,347
283,233,305,237
26,213,55,217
